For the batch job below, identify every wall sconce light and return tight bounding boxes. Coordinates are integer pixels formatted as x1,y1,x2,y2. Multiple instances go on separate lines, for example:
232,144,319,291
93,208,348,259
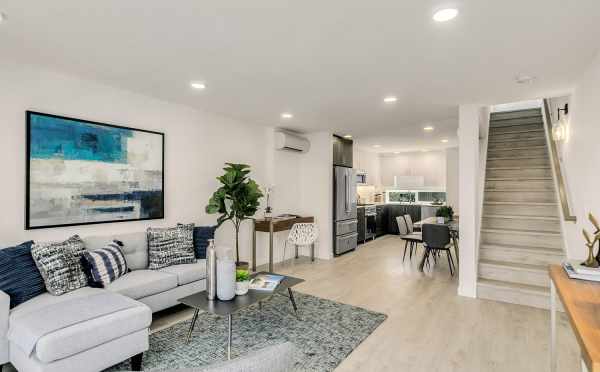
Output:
552,103,568,142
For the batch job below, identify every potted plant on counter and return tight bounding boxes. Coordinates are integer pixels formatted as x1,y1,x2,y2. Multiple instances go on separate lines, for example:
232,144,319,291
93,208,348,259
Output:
436,206,454,223
235,269,250,295
206,163,264,269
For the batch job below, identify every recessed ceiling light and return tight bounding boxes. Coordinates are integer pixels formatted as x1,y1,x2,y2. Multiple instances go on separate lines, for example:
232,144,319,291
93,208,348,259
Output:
515,74,536,85
423,126,434,131
343,134,353,139
433,8,458,22
383,96,397,103
441,139,449,143
421,149,429,152
281,112,293,119
190,81,206,90
393,151,400,154
373,144,381,148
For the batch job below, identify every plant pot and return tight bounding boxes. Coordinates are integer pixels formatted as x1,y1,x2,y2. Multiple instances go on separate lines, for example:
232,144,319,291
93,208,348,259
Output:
436,217,445,224
235,280,250,296
236,261,249,270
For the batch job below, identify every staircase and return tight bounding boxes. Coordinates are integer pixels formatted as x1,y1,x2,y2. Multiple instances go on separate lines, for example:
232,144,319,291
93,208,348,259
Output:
477,108,564,309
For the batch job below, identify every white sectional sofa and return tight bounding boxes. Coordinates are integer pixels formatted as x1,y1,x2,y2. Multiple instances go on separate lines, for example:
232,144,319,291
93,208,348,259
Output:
0,231,207,372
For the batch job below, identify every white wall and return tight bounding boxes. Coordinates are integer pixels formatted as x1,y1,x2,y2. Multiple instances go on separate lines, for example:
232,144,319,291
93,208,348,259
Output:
353,148,381,186
379,151,447,189
457,104,483,298
260,129,333,262
555,52,600,260
0,61,332,266
445,147,459,211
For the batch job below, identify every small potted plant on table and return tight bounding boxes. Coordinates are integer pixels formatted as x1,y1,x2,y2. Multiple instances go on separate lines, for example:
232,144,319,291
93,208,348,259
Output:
235,269,250,296
436,206,454,223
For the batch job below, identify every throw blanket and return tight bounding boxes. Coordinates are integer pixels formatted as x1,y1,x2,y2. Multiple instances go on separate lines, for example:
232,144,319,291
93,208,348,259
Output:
8,292,139,356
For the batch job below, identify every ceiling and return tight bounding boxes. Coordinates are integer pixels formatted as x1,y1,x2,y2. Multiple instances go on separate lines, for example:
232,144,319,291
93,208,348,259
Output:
1,0,599,152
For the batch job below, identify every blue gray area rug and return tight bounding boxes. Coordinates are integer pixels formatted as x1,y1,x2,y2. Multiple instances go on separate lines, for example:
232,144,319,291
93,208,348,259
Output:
106,292,386,371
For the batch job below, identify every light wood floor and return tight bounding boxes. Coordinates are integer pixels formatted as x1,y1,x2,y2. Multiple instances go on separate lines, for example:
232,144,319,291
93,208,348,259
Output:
154,234,580,372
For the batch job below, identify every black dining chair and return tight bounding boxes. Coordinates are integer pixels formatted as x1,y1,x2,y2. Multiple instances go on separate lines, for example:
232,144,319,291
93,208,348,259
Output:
396,216,422,261
422,223,456,276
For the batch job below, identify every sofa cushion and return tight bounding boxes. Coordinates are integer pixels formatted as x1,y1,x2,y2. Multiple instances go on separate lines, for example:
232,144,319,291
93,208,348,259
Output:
193,226,217,259
83,232,148,270
10,290,150,363
31,235,88,296
81,241,129,287
0,241,46,308
10,286,105,317
106,270,178,299
159,260,206,285
147,225,196,270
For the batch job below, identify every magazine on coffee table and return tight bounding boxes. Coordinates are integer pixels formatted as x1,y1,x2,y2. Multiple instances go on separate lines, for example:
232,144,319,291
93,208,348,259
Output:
250,274,285,291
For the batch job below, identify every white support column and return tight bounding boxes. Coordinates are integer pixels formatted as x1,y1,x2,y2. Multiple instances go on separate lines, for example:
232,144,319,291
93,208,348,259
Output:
458,104,480,298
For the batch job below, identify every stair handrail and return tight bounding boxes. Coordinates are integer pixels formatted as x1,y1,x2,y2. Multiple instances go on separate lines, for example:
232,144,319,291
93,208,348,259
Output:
542,99,576,222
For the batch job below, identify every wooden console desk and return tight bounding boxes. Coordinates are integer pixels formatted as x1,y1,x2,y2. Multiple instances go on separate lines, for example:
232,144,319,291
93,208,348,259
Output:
252,216,315,272
550,265,600,372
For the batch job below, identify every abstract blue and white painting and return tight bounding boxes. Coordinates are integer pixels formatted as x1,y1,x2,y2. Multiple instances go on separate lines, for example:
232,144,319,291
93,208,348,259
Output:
26,111,164,229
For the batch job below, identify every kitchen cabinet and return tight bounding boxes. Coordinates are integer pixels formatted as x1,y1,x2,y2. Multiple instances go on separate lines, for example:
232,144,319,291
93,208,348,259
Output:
357,207,366,242
375,205,387,237
385,205,421,234
333,135,353,168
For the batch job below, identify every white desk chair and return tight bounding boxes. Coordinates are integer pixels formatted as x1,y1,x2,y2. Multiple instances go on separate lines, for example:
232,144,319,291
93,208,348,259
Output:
283,223,319,263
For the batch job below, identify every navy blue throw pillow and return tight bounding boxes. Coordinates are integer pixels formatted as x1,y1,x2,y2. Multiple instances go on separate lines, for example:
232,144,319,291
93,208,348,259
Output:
0,241,46,308
193,226,216,259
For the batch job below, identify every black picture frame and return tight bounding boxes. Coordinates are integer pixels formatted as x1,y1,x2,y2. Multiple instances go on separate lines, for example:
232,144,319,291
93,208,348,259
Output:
25,110,165,230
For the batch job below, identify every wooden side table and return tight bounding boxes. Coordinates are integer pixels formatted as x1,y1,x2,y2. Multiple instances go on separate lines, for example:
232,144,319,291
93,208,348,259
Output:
549,265,600,372
252,216,315,272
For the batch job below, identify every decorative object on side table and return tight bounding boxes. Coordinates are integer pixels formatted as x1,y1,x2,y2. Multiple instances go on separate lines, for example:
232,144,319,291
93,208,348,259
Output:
206,239,217,300
235,269,250,295
264,186,273,219
435,205,454,223
206,163,264,269
582,212,600,268
216,248,236,301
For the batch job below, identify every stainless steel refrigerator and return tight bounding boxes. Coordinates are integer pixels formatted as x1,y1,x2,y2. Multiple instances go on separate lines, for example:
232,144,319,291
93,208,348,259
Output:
334,166,358,256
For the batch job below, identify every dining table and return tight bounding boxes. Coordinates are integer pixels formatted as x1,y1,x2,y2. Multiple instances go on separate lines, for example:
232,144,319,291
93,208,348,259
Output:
413,216,459,272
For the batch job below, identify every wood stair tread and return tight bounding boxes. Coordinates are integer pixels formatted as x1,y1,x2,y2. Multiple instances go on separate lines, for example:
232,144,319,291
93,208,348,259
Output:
487,166,550,170
487,156,548,161
480,243,563,254
488,137,545,143
484,188,554,192
489,129,544,135
484,201,557,206
488,145,547,151
486,177,552,181
479,259,547,272
482,228,561,236
482,214,559,221
477,278,549,295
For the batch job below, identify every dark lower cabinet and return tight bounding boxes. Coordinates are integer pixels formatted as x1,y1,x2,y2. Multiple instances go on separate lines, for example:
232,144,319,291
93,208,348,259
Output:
375,205,387,237
385,205,421,234
357,207,366,242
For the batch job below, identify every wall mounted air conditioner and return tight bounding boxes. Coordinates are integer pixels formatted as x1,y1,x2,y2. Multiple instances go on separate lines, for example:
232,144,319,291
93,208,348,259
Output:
275,131,310,153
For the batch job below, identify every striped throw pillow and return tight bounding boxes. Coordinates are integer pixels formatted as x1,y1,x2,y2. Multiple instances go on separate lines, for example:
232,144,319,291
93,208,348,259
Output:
82,241,129,287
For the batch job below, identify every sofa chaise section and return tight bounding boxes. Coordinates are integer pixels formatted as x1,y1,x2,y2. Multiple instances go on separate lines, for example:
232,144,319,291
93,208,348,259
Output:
4,288,151,372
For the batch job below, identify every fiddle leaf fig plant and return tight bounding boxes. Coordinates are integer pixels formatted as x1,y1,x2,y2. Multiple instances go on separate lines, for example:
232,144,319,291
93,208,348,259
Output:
206,163,263,265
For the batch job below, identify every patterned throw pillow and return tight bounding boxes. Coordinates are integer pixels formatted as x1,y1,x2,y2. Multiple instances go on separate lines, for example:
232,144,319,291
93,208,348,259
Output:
0,241,46,308
147,224,196,270
81,241,129,287
31,235,88,296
